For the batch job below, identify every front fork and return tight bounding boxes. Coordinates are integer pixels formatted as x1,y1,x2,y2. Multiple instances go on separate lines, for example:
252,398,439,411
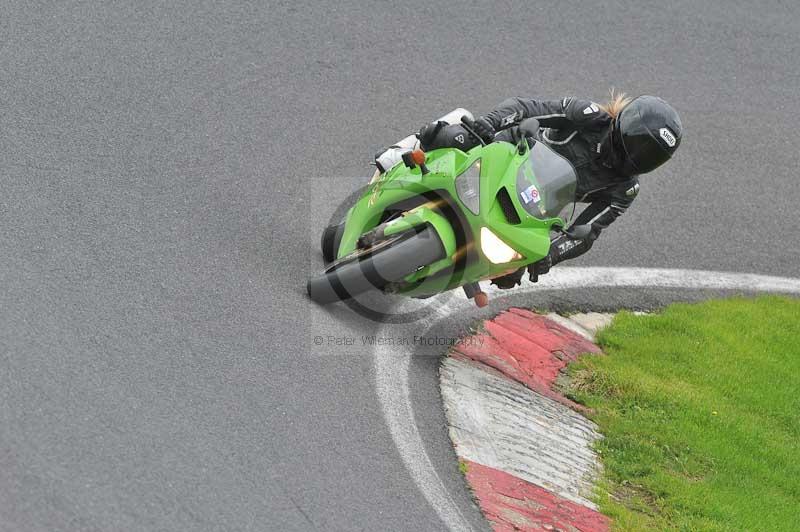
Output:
382,203,496,307
354,202,490,307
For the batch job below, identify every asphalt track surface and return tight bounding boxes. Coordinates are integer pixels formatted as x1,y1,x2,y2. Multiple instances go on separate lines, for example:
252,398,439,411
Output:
2,1,799,531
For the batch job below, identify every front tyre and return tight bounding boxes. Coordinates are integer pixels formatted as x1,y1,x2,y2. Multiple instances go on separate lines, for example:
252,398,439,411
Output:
321,222,346,264
306,226,445,304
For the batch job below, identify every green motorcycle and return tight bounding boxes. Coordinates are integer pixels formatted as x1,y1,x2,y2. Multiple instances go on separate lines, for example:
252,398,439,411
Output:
307,115,589,306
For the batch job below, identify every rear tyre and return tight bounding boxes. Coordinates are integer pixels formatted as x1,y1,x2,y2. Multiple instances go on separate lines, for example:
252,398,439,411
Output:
307,226,444,304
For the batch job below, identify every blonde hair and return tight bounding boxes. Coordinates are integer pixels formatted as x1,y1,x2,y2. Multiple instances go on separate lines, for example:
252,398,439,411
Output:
598,89,632,119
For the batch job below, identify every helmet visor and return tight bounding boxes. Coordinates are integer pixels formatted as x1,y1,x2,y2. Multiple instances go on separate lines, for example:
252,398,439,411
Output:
620,132,671,173
617,101,674,174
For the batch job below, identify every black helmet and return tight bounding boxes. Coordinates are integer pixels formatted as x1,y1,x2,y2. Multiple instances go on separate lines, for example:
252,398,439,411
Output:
612,95,682,176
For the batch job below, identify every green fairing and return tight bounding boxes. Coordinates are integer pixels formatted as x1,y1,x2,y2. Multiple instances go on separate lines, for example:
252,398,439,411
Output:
334,139,571,298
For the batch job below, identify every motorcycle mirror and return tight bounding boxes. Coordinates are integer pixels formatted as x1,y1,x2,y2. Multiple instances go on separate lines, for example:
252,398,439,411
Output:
517,118,540,139
516,117,541,154
564,224,592,240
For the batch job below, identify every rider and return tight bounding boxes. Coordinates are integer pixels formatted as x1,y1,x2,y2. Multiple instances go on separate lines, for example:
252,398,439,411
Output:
415,92,683,288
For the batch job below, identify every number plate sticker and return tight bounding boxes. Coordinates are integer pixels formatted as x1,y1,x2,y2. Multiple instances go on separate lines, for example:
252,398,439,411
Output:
520,184,541,204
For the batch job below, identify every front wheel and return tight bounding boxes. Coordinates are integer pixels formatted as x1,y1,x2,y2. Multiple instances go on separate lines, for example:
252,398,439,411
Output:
306,226,445,304
321,222,345,264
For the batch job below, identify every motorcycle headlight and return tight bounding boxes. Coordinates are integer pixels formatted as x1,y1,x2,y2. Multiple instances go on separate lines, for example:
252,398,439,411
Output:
480,227,522,264
455,159,481,215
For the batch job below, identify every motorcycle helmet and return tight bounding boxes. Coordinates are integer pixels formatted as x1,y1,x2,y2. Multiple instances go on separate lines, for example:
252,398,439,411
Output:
603,95,683,176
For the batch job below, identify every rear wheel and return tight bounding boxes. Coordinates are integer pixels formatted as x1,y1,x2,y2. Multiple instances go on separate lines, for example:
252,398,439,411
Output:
307,226,444,304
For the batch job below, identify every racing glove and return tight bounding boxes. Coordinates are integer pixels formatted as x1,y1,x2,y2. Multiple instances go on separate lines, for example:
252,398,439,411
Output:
417,121,447,151
527,233,595,282
471,116,496,144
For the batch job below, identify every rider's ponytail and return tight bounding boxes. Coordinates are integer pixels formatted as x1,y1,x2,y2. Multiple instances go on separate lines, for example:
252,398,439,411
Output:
599,89,632,119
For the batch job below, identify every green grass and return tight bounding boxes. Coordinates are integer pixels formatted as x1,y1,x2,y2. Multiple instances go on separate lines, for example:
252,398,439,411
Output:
564,296,800,531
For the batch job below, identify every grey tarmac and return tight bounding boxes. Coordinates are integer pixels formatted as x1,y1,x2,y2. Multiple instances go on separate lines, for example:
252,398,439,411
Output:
1,1,799,531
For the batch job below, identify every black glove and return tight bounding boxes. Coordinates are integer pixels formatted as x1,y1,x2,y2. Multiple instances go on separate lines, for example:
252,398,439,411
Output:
527,229,597,283
471,116,496,144
417,121,446,151
491,268,524,289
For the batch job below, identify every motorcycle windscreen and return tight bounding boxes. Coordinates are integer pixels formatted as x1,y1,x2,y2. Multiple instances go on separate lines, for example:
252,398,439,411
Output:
515,142,578,221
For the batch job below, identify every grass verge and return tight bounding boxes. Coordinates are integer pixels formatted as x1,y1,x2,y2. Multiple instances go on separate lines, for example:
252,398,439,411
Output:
564,296,800,531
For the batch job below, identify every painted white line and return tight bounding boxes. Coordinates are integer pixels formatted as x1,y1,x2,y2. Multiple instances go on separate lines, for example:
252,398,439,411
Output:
522,267,800,293
373,304,477,532
373,267,800,532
